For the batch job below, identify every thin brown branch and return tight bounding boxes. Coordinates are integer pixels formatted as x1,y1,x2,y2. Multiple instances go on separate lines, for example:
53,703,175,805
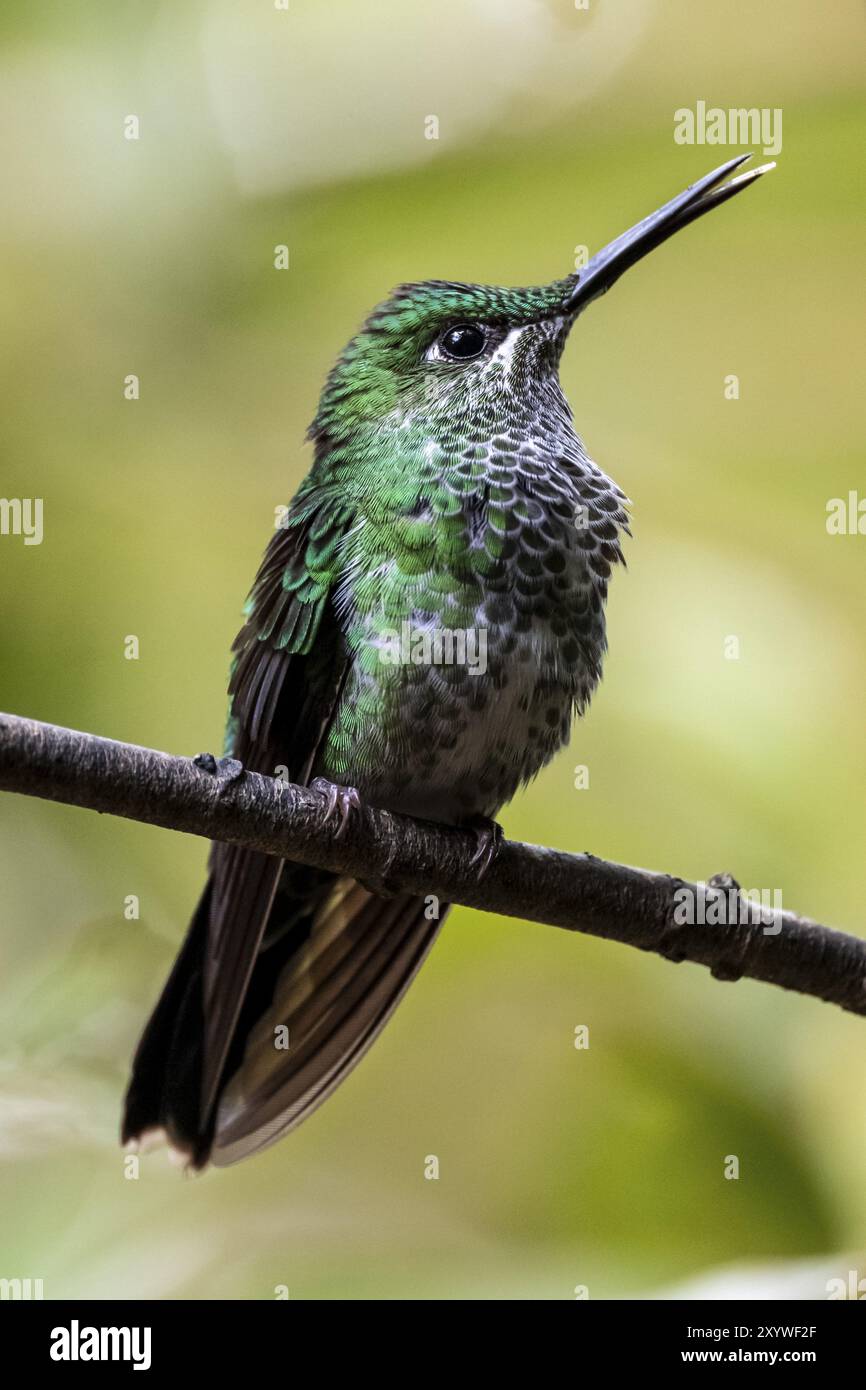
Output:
0,711,864,1017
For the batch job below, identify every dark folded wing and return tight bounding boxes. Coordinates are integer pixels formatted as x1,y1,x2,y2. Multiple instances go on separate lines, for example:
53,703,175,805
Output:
199,494,352,1125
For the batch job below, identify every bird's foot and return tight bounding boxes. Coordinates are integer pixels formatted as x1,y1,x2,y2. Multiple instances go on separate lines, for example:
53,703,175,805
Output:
310,776,362,840
193,752,245,793
466,815,504,881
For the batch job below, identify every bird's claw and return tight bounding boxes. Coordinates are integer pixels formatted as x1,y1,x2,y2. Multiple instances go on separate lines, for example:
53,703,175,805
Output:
310,777,362,840
467,817,504,881
193,753,245,794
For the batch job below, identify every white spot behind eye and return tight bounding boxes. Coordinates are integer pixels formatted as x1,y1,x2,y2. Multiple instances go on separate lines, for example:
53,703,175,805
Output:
489,326,523,366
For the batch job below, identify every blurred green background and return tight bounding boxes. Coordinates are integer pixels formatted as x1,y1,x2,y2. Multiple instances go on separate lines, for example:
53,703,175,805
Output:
1,0,864,1300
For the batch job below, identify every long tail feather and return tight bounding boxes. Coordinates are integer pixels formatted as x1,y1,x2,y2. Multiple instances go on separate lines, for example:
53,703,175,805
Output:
122,869,446,1168
212,881,446,1166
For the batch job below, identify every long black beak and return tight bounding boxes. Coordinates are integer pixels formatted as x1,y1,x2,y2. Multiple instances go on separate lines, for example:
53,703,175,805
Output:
563,154,774,316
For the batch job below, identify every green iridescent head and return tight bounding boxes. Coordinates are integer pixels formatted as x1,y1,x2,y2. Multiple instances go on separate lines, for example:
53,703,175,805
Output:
310,155,773,444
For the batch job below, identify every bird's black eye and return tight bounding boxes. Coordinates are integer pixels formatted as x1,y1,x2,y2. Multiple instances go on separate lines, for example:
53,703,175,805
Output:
438,323,487,360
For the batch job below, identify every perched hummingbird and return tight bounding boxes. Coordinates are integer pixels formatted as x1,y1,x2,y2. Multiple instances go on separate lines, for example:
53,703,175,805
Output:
122,155,772,1168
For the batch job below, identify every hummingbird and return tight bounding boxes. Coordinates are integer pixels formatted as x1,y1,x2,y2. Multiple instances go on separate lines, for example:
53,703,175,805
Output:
122,154,773,1168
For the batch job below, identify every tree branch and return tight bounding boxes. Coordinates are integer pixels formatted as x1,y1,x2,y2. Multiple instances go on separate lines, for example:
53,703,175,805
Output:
1,711,864,1018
